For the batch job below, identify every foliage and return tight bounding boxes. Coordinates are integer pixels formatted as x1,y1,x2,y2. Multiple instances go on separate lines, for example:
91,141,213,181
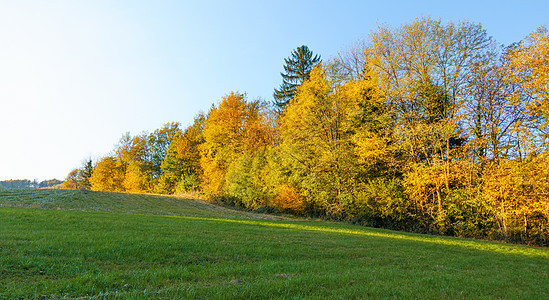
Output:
200,92,274,196
160,116,204,194
505,26,549,135
403,160,475,233
62,169,80,189
89,156,125,192
63,18,549,246
123,161,152,193
0,179,62,189
79,159,94,189
225,152,274,209
482,154,549,244
272,183,306,214
346,178,409,227
273,45,321,110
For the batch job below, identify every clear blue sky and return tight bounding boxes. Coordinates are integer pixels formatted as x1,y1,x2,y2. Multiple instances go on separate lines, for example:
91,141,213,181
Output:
1,0,547,181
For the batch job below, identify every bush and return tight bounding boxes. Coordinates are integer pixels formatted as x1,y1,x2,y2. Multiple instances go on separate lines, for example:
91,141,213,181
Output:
482,155,549,245
445,188,497,239
343,178,410,229
175,173,200,194
225,153,275,209
273,184,306,214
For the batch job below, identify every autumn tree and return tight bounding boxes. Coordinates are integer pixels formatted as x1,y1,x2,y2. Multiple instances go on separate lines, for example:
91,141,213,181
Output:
148,122,181,180
224,101,278,208
200,92,275,197
200,92,249,195
62,159,93,190
63,169,80,189
462,45,527,162
273,45,321,110
336,39,368,81
123,160,152,193
89,156,125,192
363,17,492,229
350,64,397,178
159,115,205,194
115,133,152,192
504,26,549,153
278,63,366,216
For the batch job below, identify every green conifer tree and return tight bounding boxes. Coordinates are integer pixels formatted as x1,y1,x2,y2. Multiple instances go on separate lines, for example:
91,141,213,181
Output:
79,159,94,189
273,45,320,110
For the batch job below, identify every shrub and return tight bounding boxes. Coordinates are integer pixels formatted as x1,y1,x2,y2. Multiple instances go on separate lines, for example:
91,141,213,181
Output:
273,184,306,214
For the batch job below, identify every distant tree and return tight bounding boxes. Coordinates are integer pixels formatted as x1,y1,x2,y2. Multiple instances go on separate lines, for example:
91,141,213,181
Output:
0,179,62,189
63,169,80,189
273,45,321,110
89,156,125,192
38,179,63,188
147,122,181,179
79,159,94,189
123,160,152,193
0,179,32,189
159,115,205,194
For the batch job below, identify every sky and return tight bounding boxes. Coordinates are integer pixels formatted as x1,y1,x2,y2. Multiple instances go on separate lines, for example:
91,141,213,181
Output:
0,0,548,181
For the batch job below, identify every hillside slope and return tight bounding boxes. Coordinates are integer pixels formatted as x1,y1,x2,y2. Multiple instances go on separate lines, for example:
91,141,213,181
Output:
0,188,284,220
0,189,548,298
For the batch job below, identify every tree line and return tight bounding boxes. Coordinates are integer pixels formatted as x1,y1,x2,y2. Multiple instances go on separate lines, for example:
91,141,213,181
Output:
0,179,63,189
66,18,549,246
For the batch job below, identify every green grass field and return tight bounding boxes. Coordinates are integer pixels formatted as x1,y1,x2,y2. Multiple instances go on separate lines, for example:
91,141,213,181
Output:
1,189,548,299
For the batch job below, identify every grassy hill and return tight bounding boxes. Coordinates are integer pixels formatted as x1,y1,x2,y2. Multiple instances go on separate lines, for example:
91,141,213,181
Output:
1,189,548,299
0,188,283,220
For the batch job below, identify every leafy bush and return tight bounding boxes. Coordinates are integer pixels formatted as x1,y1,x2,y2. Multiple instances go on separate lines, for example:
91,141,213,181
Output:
273,184,306,214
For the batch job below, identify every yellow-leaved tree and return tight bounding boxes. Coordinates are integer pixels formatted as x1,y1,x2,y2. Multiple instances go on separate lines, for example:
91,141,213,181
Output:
483,153,549,243
200,92,271,197
364,17,491,230
89,156,125,192
505,26,549,150
159,114,205,194
123,161,152,193
279,63,364,217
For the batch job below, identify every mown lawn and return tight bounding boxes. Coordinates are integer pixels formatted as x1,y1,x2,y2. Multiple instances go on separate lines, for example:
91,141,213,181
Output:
0,188,280,220
0,189,548,299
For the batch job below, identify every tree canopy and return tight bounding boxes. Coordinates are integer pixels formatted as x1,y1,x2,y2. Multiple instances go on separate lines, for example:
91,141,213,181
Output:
65,19,549,246
273,45,321,110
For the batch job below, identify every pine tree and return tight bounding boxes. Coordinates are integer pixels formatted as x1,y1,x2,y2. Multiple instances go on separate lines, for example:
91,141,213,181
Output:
273,45,320,110
79,159,94,189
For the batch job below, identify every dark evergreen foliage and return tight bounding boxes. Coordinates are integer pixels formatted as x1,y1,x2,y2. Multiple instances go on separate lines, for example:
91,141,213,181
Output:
79,159,94,189
273,45,320,110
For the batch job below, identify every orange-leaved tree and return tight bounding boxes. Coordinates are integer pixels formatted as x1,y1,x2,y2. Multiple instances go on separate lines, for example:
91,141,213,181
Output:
89,156,125,192
200,92,258,196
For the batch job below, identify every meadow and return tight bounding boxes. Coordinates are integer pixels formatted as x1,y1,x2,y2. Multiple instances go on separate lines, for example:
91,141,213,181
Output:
1,189,548,299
